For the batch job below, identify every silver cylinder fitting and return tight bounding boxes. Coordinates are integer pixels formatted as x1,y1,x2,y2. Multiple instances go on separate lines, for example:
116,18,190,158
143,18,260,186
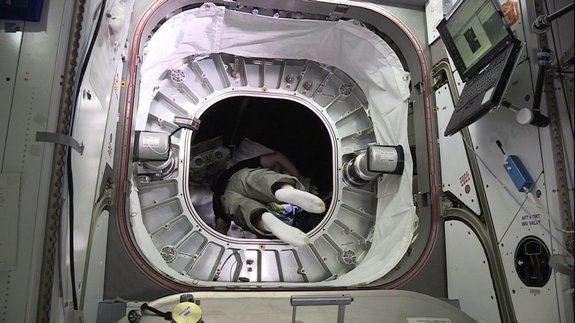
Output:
343,145,404,187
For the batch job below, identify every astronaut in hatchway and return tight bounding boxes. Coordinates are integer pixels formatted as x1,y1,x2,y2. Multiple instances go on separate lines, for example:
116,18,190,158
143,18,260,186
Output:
211,151,325,247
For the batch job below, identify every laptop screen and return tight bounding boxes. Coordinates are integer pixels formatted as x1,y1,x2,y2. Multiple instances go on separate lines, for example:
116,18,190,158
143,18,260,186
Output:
442,0,509,76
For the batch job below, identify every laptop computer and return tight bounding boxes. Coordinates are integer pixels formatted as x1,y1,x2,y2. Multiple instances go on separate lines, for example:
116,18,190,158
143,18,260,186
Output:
437,0,524,136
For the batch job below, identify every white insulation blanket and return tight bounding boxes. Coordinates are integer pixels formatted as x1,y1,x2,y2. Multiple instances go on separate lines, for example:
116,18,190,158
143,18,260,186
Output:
139,3,417,286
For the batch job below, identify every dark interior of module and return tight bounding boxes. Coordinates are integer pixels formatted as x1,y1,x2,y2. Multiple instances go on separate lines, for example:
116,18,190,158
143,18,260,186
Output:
191,96,334,232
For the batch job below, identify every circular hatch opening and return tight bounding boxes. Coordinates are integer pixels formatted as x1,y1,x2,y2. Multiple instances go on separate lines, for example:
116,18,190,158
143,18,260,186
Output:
188,96,334,238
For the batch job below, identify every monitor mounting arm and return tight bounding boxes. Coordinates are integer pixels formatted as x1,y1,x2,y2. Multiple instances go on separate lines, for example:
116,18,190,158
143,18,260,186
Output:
501,48,555,128
531,2,575,34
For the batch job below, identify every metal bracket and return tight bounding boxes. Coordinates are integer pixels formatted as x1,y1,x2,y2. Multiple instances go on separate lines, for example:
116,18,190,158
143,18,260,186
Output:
330,4,349,18
36,132,84,155
413,81,423,94
290,295,353,323
415,191,431,208
173,115,201,130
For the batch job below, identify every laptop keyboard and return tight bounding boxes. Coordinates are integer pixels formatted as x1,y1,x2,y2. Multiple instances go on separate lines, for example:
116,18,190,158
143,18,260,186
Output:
457,49,508,109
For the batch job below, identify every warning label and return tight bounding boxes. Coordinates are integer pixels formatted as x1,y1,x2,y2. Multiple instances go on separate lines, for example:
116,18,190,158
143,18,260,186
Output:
459,171,470,187
521,213,541,227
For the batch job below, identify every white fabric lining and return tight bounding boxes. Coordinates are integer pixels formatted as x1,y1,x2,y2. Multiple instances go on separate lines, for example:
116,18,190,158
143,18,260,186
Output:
136,3,416,287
